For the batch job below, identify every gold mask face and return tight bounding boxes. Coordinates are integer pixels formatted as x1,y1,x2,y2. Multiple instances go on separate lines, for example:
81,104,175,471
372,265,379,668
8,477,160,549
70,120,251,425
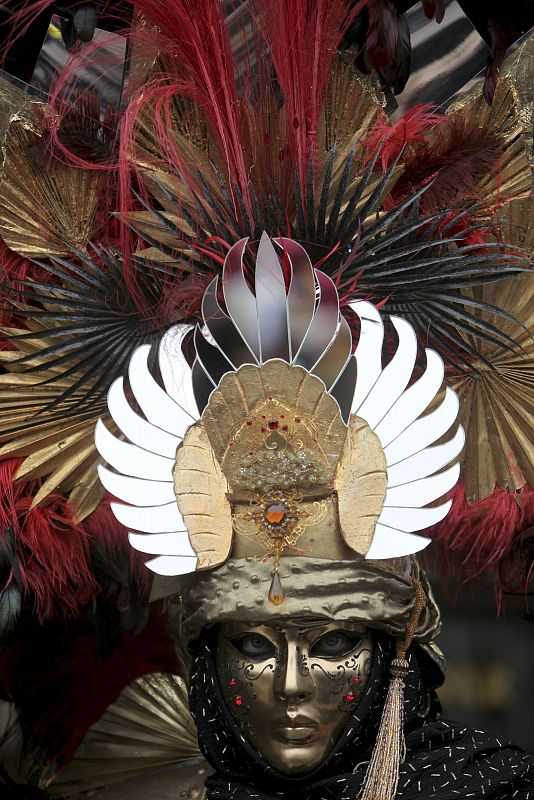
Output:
216,620,374,775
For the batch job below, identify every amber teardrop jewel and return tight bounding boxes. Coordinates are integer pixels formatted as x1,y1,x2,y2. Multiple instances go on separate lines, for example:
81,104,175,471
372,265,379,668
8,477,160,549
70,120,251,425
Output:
268,570,285,606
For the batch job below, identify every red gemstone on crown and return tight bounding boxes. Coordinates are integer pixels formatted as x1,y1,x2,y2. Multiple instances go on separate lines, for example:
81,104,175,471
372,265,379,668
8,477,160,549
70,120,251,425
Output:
268,419,279,430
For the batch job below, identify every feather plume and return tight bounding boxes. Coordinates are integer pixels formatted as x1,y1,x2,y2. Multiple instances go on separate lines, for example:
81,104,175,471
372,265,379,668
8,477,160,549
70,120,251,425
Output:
363,104,443,171
120,0,252,214
250,0,364,188
0,609,180,779
366,0,398,69
0,459,94,621
426,483,534,601
385,113,504,211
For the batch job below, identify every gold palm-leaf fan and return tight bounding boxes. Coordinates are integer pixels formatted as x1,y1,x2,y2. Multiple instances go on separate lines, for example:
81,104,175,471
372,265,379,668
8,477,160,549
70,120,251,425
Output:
0,303,118,521
123,92,220,266
0,73,34,159
0,233,159,521
447,31,534,206
48,673,201,797
315,56,402,224
0,111,101,258
448,196,534,504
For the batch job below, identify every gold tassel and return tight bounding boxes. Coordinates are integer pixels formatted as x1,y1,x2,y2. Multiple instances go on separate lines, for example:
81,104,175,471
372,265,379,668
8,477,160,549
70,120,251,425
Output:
359,576,425,800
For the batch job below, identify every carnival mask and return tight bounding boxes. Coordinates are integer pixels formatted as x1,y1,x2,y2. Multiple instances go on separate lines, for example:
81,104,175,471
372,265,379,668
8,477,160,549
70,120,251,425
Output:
216,619,373,775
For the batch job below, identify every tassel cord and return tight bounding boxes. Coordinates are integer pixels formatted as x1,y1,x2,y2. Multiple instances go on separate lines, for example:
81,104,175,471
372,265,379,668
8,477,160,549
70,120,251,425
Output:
358,574,425,800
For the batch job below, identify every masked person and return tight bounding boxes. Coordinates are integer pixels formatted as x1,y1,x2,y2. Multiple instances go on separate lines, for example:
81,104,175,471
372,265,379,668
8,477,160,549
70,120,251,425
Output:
88,234,532,800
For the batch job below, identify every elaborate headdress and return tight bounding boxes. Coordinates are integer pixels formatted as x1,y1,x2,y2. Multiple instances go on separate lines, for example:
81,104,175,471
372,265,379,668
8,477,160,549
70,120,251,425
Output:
96,233,463,599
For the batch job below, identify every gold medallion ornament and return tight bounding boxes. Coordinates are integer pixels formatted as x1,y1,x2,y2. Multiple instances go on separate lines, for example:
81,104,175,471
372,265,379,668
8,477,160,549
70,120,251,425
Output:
234,489,328,605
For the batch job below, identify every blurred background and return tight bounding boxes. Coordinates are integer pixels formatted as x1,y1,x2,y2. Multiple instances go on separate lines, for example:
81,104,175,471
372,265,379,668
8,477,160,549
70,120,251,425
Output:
434,582,534,752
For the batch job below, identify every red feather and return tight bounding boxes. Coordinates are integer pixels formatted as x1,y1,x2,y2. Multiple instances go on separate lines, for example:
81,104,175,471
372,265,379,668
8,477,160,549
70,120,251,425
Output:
0,460,95,620
250,0,365,191
428,483,533,584
384,112,504,212
363,104,443,171
366,0,398,69
0,608,180,773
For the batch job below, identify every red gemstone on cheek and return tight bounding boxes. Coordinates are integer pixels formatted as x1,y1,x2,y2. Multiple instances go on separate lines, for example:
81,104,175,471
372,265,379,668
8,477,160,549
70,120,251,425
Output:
344,691,356,703
353,677,359,683
229,678,236,687
234,696,243,706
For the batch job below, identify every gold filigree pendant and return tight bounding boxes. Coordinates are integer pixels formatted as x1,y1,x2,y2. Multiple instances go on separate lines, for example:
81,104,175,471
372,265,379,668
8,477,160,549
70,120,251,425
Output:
234,490,327,605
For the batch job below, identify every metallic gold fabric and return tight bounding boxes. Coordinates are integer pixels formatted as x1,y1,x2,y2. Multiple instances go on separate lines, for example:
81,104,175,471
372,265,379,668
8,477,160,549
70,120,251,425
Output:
181,557,441,646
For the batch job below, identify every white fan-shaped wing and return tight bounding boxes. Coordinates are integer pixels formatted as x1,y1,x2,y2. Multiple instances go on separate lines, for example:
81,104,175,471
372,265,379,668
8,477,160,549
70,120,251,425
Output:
145,554,198,575
128,531,195,557
378,501,452,532
159,325,198,418
346,306,462,562
374,349,444,447
110,501,184,534
386,427,465,487
356,316,417,429
366,525,431,559
350,301,384,412
383,463,460,508
129,345,194,437
95,420,174,481
384,388,459,467
97,465,175,507
107,377,181,458
96,327,204,579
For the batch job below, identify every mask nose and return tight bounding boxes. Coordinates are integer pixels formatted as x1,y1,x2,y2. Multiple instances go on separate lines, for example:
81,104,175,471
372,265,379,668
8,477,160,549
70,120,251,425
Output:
274,638,314,704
